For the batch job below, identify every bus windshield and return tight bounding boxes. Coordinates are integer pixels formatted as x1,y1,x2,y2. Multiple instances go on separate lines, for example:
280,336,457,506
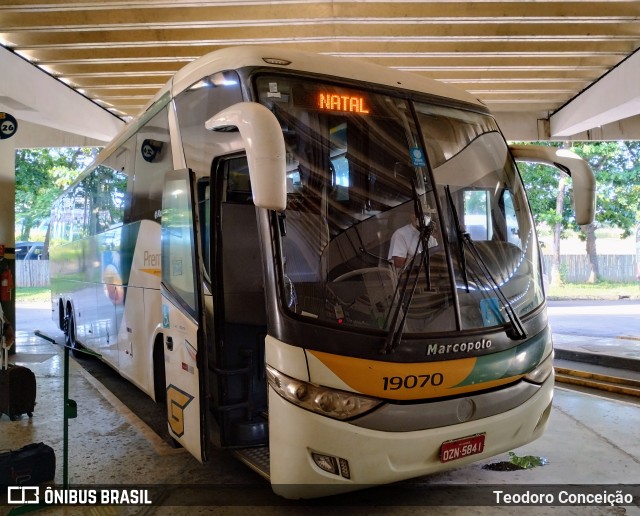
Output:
256,75,543,336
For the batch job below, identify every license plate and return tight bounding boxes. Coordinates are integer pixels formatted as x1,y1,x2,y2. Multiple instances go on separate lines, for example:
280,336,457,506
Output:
440,433,485,463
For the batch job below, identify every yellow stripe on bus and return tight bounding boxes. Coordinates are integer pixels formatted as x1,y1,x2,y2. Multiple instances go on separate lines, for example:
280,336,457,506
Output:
308,350,521,401
140,268,161,277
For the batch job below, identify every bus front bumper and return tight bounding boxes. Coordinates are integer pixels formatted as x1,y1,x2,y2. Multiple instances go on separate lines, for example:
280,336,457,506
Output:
268,376,553,499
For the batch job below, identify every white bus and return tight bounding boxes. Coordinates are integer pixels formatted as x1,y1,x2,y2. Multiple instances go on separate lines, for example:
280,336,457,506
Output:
49,47,595,498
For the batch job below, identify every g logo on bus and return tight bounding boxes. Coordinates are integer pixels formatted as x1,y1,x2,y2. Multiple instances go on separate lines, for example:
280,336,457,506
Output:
166,384,194,437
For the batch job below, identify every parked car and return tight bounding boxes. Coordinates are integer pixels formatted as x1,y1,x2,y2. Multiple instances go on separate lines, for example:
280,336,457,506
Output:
15,241,44,260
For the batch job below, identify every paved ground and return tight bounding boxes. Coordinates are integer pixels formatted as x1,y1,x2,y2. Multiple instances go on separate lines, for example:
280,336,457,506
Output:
0,302,638,514
547,299,640,340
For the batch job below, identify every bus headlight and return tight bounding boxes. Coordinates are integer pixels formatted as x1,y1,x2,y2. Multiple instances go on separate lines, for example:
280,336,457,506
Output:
524,352,554,384
266,365,382,420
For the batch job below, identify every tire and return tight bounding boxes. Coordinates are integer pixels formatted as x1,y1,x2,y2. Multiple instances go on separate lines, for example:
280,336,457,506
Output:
64,310,83,359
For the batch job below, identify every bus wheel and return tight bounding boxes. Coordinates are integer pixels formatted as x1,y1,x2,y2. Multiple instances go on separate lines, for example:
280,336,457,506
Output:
64,310,83,359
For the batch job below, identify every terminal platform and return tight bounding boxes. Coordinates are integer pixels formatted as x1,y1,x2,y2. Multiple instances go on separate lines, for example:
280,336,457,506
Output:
1,303,639,514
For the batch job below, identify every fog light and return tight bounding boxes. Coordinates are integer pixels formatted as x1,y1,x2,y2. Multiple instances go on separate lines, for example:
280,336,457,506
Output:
312,453,339,475
311,453,351,479
338,458,351,479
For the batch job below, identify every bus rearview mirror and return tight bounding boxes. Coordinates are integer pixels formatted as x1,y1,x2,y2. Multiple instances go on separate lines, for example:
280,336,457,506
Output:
510,144,596,226
206,102,287,211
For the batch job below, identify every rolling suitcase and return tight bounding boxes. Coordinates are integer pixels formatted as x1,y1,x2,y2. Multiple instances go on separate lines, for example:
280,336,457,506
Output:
0,442,56,486
0,346,36,420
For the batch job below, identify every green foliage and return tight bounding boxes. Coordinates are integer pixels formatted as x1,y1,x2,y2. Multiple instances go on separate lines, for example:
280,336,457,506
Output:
15,287,51,303
516,141,640,238
508,452,548,469
516,143,573,236
546,281,640,300
571,141,640,238
15,147,101,241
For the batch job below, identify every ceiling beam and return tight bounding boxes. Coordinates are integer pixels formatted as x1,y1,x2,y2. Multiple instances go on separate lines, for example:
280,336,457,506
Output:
2,1,639,136
550,49,640,137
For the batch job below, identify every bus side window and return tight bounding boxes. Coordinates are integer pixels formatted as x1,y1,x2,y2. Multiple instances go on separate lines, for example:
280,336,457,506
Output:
174,70,243,179
95,165,127,232
130,105,173,222
463,189,492,241
223,156,252,204
501,190,521,247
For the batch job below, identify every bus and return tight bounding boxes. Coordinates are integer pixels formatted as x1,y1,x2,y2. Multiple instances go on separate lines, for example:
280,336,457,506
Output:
49,46,595,498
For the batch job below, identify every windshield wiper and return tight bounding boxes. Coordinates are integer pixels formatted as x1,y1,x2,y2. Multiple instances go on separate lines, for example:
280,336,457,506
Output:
381,222,434,354
381,167,435,355
444,185,527,340
461,232,527,339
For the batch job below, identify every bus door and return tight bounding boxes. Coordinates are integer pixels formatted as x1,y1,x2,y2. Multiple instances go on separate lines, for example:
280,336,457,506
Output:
160,169,208,461
208,154,269,453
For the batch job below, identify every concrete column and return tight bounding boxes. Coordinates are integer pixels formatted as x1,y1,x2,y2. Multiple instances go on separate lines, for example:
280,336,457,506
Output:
0,129,16,353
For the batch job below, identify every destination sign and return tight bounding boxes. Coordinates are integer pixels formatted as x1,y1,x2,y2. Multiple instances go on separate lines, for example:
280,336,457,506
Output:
292,87,372,115
317,93,370,114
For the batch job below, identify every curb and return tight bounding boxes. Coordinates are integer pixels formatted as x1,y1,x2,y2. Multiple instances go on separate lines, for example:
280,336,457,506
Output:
554,347,640,373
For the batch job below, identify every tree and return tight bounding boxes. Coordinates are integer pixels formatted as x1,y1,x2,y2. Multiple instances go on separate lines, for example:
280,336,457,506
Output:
572,142,640,232
551,175,568,285
15,147,100,241
518,140,640,284
516,142,573,286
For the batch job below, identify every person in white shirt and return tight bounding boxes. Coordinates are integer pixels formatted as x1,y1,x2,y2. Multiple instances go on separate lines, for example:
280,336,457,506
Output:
388,212,438,269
